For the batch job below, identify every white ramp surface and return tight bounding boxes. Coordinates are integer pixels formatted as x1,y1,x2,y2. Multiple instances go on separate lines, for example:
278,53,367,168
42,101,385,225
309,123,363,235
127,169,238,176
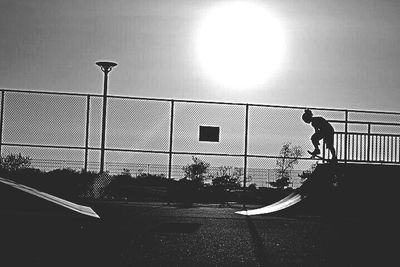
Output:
236,193,304,216
0,177,100,218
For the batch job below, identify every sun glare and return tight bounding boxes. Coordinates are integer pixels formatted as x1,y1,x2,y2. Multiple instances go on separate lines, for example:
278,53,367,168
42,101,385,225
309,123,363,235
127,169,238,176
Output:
196,2,286,89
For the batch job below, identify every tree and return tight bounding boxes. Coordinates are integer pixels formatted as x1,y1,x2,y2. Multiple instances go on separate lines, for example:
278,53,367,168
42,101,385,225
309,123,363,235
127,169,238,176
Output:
212,166,241,191
0,153,31,172
270,142,303,190
182,156,210,185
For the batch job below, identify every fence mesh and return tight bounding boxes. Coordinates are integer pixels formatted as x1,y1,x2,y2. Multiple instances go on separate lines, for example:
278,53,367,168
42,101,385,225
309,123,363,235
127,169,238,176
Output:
3,91,87,147
1,89,399,196
106,97,171,151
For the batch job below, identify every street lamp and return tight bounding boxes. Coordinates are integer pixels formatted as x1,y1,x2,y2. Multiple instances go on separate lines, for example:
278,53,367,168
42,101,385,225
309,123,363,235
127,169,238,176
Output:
96,61,117,173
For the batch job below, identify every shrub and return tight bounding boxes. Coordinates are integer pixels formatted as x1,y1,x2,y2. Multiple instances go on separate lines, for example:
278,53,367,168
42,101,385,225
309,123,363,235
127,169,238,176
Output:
0,153,31,173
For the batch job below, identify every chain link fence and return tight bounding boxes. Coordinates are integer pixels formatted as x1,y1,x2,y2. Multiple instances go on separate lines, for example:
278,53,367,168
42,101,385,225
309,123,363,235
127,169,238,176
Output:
1,89,400,191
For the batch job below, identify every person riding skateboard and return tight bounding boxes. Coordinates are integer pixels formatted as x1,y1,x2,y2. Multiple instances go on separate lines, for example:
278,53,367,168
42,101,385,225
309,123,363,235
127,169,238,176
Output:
302,109,337,162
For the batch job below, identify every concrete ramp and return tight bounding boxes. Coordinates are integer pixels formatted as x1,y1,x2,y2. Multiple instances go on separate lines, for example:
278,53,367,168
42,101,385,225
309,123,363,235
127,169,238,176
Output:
0,177,99,218
236,164,334,216
236,192,304,215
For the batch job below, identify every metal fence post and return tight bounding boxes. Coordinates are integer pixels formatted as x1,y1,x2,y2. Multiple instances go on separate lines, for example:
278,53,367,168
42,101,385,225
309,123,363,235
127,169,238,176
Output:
168,100,175,179
0,90,4,157
243,104,249,209
367,123,371,162
344,110,349,163
84,95,91,172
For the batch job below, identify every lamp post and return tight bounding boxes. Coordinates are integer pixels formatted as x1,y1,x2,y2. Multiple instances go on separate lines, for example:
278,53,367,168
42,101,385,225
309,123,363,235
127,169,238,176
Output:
96,61,117,173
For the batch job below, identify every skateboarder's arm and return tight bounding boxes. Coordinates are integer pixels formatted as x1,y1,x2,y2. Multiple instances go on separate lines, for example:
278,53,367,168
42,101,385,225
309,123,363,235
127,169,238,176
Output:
312,124,320,133
311,119,322,133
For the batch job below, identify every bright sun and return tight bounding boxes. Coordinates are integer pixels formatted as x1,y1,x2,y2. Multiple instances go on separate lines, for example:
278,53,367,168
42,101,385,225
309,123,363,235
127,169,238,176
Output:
196,2,286,89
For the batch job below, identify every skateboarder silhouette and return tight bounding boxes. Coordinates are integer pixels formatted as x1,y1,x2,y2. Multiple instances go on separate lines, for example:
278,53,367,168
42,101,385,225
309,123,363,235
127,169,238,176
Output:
302,109,337,162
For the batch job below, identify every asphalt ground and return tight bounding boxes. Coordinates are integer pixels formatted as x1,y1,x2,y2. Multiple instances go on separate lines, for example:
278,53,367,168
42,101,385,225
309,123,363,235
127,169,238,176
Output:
0,201,396,267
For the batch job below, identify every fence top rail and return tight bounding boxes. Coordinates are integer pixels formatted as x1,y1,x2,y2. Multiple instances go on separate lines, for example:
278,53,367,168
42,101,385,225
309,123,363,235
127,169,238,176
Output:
335,132,400,137
329,119,400,127
2,88,400,116
1,88,94,98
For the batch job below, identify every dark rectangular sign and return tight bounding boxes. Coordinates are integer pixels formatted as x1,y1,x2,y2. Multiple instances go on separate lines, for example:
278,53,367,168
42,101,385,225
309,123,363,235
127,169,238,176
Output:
199,126,220,142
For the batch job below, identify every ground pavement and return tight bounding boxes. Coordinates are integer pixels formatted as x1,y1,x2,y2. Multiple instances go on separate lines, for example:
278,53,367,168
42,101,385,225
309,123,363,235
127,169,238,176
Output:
0,201,396,267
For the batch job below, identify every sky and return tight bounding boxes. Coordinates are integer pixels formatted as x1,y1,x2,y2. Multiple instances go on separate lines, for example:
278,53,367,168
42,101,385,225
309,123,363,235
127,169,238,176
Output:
1,0,400,112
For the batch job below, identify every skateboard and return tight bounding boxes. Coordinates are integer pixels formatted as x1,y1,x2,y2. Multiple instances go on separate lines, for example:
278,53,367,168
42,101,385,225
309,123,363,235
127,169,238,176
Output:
307,150,335,162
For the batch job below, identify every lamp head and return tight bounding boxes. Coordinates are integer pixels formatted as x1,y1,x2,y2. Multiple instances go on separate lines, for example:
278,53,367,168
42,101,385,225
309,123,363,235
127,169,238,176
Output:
96,61,117,73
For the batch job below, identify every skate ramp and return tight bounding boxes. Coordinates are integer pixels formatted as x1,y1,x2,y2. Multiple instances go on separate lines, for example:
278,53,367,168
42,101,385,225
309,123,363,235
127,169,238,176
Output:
0,177,99,218
237,163,400,217
236,192,303,215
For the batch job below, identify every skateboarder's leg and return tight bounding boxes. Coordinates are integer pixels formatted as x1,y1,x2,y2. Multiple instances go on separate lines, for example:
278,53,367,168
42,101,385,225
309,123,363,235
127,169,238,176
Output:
311,132,323,155
325,133,337,161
